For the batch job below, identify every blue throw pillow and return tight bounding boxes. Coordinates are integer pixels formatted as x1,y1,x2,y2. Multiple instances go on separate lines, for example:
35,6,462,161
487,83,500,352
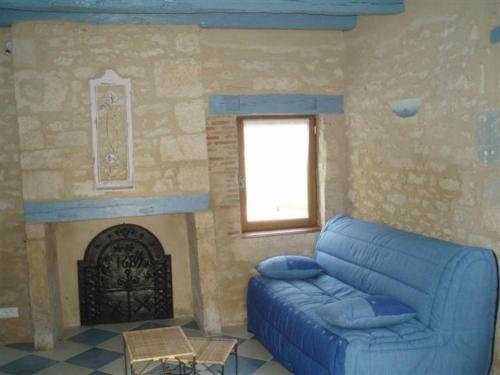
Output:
318,295,416,328
256,255,322,279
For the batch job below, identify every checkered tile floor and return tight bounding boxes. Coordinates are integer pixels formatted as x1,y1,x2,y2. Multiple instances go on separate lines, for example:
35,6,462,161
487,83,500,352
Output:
0,317,292,375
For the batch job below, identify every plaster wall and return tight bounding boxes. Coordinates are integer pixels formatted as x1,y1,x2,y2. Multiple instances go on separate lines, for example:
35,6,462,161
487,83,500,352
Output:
55,214,193,328
0,28,32,343
344,0,500,370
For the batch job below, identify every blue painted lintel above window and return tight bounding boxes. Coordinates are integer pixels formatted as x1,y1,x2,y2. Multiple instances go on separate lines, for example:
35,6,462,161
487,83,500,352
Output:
209,94,344,115
24,194,209,223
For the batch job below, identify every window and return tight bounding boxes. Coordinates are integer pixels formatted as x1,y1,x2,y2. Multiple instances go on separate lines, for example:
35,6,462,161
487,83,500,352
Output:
237,115,318,233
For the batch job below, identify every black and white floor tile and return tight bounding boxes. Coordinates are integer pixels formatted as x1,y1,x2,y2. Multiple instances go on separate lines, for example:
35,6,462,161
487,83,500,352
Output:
0,317,292,375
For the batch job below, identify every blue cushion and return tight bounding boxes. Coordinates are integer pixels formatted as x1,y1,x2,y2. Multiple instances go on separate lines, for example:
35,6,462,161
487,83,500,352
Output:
318,295,416,328
256,255,322,279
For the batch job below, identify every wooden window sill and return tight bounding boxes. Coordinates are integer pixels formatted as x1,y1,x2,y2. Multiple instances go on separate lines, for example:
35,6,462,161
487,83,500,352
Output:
241,226,321,239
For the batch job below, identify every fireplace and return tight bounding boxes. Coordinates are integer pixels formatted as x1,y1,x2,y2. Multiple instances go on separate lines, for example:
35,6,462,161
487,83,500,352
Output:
78,223,173,325
24,205,219,350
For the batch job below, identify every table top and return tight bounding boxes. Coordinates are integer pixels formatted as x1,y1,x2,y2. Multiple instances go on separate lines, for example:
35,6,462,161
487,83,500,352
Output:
179,337,238,365
122,326,195,364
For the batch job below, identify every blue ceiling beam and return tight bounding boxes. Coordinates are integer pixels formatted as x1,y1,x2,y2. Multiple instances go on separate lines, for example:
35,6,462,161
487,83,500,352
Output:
0,0,405,16
0,10,357,30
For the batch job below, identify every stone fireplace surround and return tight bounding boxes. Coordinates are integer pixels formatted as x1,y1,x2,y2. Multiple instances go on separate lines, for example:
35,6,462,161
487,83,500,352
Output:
24,194,221,351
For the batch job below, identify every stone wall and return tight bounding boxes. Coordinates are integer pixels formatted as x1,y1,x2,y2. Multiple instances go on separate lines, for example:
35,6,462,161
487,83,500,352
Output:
11,22,210,201
201,29,345,95
8,22,214,345
200,29,346,325
0,28,32,343
10,23,345,203
25,223,61,350
186,211,221,333
343,0,500,370
4,21,347,341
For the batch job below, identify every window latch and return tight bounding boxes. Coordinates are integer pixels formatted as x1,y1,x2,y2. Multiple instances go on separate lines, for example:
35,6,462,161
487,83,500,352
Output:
238,176,246,190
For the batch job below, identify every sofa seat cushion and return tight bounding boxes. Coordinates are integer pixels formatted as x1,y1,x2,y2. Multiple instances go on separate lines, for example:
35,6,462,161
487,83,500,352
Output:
318,295,416,328
248,274,433,373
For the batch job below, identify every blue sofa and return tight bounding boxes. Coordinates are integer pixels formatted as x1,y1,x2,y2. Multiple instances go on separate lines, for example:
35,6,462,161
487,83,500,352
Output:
247,216,498,374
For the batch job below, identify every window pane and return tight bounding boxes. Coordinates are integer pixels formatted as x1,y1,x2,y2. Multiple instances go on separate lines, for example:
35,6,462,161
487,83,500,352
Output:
243,118,310,222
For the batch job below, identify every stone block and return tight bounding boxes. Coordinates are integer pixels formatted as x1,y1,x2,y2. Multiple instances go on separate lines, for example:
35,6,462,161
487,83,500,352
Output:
46,130,88,147
23,170,65,200
15,70,68,112
135,152,156,167
177,165,209,192
21,149,72,170
71,180,101,198
135,103,171,116
25,224,47,240
253,77,300,91
12,39,37,68
175,100,206,133
154,58,203,98
118,66,146,79
18,116,44,150
160,134,208,162
176,33,200,55
194,211,215,230
74,67,94,79
439,178,461,192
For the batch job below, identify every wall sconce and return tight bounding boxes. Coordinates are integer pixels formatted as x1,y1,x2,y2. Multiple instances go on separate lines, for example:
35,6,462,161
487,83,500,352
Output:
388,97,420,118
4,41,13,56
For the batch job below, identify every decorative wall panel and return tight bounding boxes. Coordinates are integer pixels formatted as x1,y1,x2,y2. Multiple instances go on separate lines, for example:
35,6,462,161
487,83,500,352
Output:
90,69,134,189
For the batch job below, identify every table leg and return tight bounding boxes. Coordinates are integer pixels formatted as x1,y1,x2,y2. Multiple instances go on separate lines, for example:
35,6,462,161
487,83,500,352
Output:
221,364,224,375
234,343,238,375
123,338,129,375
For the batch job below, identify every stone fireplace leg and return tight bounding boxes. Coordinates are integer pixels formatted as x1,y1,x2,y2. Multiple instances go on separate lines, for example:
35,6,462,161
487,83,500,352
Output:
25,223,61,350
187,211,222,334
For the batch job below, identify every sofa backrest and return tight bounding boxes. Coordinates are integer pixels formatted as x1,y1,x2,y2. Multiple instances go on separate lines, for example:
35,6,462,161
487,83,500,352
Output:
315,215,497,330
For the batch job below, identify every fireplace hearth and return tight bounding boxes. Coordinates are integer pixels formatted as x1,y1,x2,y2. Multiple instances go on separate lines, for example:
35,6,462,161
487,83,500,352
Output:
78,223,173,325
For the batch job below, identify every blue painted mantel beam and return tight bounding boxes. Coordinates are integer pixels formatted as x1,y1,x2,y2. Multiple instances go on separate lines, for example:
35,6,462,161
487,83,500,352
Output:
0,10,357,30
24,194,209,223
0,0,405,16
210,94,344,115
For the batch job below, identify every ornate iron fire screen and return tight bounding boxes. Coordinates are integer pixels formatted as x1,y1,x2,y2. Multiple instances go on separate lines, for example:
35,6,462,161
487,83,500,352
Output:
78,224,173,325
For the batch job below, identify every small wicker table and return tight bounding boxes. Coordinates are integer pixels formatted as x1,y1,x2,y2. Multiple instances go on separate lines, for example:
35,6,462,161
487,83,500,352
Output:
122,326,195,375
178,337,238,375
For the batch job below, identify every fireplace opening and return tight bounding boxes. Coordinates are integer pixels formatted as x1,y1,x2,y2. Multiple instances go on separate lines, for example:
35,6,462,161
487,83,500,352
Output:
78,223,173,325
